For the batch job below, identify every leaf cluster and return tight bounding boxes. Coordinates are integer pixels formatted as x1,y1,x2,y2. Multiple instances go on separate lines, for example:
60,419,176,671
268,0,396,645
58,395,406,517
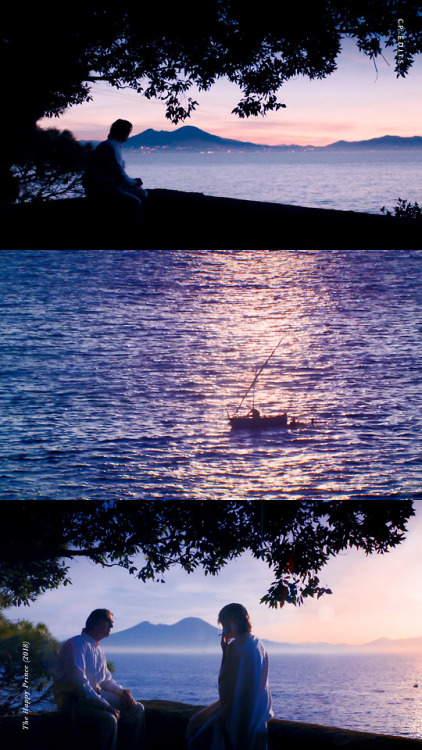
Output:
0,613,60,715
2,1,421,141
11,128,92,203
381,197,422,219
0,501,414,609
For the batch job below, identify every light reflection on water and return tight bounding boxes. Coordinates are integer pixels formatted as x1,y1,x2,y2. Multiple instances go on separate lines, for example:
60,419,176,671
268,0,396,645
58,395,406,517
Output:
103,650,422,739
0,248,421,499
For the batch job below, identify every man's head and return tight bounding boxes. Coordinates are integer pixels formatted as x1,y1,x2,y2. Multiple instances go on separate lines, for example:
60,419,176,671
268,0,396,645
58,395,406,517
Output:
108,119,133,142
83,609,114,643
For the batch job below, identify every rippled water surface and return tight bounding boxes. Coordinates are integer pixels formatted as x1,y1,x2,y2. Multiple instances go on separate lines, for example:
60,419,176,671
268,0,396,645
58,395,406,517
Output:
103,651,422,739
126,149,422,214
1,249,421,499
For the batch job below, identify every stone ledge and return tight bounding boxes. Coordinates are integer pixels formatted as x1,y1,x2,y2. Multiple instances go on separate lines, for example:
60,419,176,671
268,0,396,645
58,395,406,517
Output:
1,700,422,749
1,190,420,249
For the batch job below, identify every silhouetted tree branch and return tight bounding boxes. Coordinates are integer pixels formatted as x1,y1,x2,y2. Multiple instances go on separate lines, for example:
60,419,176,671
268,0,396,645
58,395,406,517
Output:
11,128,92,203
0,500,414,609
2,3,421,138
2,2,420,200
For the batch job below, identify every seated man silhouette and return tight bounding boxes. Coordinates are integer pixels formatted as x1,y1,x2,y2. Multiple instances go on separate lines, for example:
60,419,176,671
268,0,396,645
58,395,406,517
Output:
83,119,148,223
186,603,273,750
54,609,145,750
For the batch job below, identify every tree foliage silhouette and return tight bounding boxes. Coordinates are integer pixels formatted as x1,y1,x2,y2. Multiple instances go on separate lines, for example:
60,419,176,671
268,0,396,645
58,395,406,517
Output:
0,501,414,609
2,2,420,200
0,613,60,714
11,128,92,203
2,3,421,143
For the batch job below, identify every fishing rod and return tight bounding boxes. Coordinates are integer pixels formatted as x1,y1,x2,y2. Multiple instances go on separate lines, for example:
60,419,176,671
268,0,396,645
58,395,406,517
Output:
233,334,287,414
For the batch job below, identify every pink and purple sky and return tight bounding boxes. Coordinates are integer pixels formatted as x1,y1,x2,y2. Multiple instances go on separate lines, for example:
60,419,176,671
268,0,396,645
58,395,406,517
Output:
39,39,422,147
7,502,422,646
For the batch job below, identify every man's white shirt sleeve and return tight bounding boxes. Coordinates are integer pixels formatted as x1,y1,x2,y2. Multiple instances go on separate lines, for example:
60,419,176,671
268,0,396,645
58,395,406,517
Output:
58,633,124,709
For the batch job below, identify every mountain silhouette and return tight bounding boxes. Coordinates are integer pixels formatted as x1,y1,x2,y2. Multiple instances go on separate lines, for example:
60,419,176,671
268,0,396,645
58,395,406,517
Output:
105,617,221,650
325,135,422,149
104,617,422,653
125,125,265,151
123,126,422,152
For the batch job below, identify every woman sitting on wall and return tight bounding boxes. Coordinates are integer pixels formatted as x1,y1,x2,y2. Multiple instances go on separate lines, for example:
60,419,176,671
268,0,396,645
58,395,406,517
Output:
186,603,273,750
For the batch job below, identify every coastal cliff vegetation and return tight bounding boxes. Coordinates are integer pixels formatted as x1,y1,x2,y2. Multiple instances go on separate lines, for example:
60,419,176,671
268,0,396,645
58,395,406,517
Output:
0,613,59,715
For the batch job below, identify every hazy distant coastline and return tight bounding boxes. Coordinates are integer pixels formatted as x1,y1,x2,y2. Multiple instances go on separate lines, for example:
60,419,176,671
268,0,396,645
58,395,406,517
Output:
81,126,422,152
103,617,422,654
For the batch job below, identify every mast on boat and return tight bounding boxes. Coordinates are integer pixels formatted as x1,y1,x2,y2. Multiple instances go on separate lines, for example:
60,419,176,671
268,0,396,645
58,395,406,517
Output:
233,336,285,415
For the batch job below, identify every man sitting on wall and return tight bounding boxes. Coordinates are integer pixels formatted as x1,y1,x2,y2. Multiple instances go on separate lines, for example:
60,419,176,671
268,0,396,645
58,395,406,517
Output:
83,119,148,224
54,608,145,750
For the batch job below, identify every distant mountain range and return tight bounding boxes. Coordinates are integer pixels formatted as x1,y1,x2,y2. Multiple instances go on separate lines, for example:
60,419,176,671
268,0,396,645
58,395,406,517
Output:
120,126,422,152
324,135,422,150
125,126,257,151
105,617,220,651
103,617,422,653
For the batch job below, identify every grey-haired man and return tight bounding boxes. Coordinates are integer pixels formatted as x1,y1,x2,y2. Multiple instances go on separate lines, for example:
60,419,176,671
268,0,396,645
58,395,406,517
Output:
54,609,145,750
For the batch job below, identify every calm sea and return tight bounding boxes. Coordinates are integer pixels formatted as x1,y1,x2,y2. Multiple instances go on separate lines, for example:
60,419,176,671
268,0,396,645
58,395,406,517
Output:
102,650,422,739
0,249,421,500
124,149,422,214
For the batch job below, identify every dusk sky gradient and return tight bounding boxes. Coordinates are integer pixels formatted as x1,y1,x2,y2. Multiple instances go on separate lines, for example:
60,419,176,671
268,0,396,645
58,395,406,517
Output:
7,502,422,646
39,39,422,147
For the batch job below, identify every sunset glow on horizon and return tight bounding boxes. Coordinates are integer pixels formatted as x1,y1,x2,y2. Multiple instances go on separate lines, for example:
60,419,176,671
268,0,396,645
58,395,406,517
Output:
39,40,422,147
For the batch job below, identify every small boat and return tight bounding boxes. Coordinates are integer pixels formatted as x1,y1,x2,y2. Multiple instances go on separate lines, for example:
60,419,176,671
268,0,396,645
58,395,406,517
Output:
229,409,288,430
229,409,309,430
228,338,311,431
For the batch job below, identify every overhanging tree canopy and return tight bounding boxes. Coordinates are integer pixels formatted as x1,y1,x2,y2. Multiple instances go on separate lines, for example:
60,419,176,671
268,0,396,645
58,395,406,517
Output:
0,501,414,608
2,1,421,146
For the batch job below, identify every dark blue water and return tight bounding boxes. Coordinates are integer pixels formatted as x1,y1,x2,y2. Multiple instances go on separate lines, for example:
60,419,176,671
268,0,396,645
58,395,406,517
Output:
125,149,422,215
103,650,422,738
1,249,421,499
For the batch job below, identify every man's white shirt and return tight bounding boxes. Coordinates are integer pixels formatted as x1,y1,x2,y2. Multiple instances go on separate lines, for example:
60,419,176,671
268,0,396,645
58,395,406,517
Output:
56,631,124,709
